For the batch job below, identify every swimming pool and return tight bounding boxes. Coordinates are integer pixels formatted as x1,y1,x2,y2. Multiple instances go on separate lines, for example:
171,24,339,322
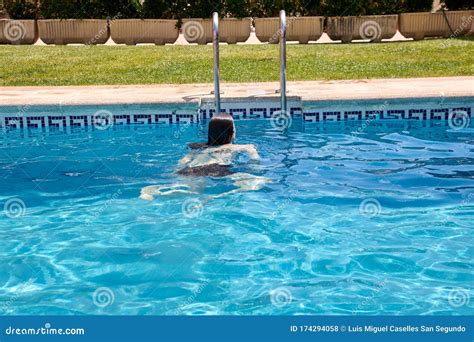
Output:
0,116,473,315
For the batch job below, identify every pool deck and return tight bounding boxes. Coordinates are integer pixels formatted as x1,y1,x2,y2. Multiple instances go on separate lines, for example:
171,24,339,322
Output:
0,77,472,106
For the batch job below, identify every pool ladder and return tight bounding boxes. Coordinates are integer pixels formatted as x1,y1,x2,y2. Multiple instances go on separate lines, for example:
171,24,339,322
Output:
212,10,287,114
213,12,221,114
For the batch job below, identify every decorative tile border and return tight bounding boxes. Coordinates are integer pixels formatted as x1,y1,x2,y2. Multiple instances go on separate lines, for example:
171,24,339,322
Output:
0,98,472,131
200,106,303,120
0,112,199,130
303,107,472,122
303,96,473,123
199,97,303,121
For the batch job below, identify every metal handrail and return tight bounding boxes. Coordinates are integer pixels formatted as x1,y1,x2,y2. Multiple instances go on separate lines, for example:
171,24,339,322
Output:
212,12,221,114
279,10,287,113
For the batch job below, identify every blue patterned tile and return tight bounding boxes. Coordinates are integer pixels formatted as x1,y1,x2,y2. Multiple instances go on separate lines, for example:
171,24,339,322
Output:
364,110,383,120
176,114,194,124
229,108,246,120
249,108,266,119
323,111,341,121
406,109,427,120
48,116,67,128
452,107,471,117
344,111,362,120
69,115,88,127
4,117,23,129
112,114,130,125
269,108,280,117
303,112,319,122
291,107,303,117
26,116,45,128
430,109,449,120
133,114,152,125
156,114,172,124
384,110,405,120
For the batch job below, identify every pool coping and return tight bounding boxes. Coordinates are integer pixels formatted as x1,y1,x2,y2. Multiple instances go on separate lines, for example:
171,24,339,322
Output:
0,77,472,107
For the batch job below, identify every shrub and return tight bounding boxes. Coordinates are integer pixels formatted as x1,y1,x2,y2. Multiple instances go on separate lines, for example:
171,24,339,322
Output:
321,0,366,16
443,0,474,10
365,0,404,15
399,0,434,12
311,0,433,16
142,0,168,18
169,0,250,19
223,0,252,18
39,0,79,19
249,0,301,17
300,0,323,16
4,0,37,19
92,0,141,18
178,0,222,18
39,0,141,19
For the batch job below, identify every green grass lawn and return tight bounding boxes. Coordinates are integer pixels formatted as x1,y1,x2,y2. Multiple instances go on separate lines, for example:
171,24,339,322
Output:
0,38,473,86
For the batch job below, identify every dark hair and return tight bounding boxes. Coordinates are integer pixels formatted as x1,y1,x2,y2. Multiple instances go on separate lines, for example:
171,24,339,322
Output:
208,113,235,146
188,113,235,149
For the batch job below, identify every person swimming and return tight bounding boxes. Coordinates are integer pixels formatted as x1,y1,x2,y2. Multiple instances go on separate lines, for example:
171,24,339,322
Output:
140,113,270,201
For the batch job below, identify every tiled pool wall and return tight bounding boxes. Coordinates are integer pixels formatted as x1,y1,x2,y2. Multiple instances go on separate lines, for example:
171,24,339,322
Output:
199,98,304,120
303,97,472,123
0,97,472,131
0,103,199,130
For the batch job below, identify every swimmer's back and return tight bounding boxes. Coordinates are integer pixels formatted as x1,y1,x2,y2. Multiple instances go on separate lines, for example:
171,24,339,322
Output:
177,164,233,177
179,144,259,168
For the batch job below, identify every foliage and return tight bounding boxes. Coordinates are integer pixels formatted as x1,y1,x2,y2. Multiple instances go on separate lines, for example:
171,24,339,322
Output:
4,0,37,19
443,0,474,10
39,0,140,19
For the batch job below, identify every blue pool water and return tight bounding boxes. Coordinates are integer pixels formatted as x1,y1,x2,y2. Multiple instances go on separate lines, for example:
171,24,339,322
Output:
0,120,473,315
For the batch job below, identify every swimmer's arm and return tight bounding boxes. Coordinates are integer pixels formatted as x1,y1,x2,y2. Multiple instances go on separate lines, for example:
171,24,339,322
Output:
203,173,271,202
178,153,193,166
242,144,260,160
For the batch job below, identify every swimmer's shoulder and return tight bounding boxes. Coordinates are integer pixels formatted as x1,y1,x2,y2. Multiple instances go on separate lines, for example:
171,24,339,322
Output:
208,144,258,159
225,144,255,151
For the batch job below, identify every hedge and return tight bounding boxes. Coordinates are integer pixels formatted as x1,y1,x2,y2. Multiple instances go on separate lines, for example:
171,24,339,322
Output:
3,0,36,19
4,0,141,19
4,0,470,19
39,0,141,19
443,0,474,10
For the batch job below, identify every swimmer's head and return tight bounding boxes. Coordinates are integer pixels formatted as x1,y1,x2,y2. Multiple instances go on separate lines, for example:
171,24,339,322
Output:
208,113,235,146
